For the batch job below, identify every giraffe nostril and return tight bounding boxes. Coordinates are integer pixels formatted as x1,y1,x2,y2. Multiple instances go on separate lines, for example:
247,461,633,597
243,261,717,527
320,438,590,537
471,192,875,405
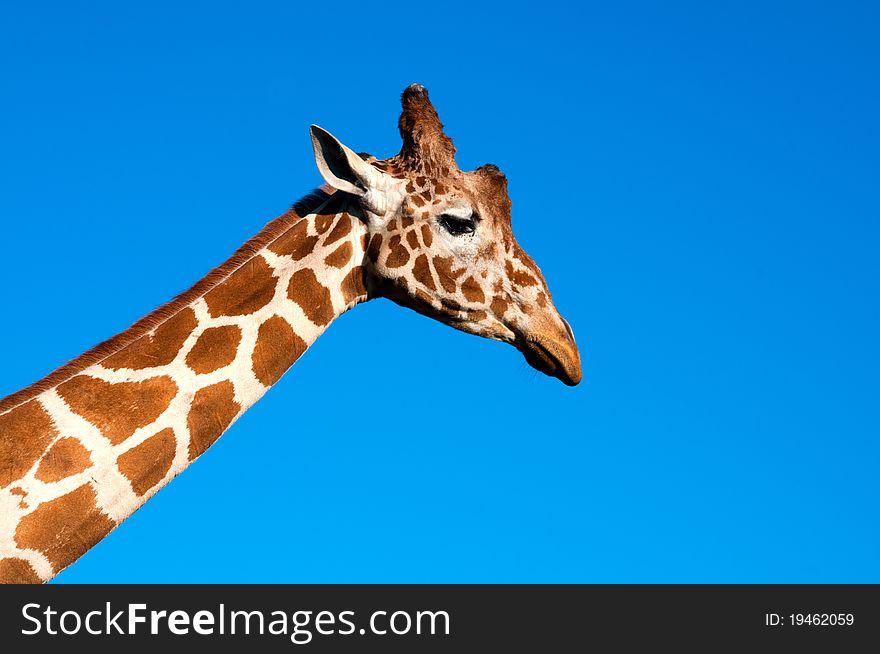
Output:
562,318,575,343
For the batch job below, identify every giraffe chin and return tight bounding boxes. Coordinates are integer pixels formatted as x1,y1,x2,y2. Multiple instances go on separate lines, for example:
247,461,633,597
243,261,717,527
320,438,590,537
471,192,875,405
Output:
517,334,583,387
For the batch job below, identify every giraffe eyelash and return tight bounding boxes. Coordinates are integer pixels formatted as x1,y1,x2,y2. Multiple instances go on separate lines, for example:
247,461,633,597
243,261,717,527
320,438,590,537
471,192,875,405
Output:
438,212,479,236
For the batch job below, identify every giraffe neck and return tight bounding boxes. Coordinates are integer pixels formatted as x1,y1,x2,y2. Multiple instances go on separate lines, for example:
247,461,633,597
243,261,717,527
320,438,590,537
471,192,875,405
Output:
0,189,368,583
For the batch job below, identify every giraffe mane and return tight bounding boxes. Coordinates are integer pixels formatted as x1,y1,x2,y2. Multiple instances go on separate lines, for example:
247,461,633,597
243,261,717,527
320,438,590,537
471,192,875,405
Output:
0,188,336,415
292,187,333,216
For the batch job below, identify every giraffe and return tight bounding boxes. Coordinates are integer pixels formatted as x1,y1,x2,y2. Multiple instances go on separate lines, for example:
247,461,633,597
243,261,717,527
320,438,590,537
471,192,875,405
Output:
0,84,581,583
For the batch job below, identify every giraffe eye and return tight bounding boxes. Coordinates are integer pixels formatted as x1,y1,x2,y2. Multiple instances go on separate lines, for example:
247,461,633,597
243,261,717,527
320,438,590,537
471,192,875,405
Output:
438,214,477,236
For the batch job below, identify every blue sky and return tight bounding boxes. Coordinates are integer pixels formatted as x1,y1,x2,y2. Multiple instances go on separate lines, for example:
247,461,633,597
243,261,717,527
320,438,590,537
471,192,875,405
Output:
1,1,877,582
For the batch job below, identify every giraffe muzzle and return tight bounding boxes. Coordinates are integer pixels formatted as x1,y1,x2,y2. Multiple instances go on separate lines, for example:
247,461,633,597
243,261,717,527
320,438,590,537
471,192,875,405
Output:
517,327,582,387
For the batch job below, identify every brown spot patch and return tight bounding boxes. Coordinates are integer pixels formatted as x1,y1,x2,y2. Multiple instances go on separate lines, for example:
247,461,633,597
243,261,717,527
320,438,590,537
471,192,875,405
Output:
269,219,319,261
461,276,486,304
491,295,510,317
324,241,353,268
288,269,334,326
323,216,351,247
471,310,488,322
411,195,425,208
412,254,436,291
400,216,415,229
537,291,548,308
341,266,368,305
117,428,176,496
204,256,277,318
0,557,41,584
505,260,538,288
186,326,242,374
315,213,336,234
386,218,399,232
0,400,58,487
367,233,383,262
416,176,427,187
406,229,420,250
434,182,447,195
104,308,197,371
513,244,545,280
385,234,410,268
252,316,307,387
187,381,240,461
432,256,466,293
58,376,177,445
420,224,433,247
15,484,115,572
35,438,92,483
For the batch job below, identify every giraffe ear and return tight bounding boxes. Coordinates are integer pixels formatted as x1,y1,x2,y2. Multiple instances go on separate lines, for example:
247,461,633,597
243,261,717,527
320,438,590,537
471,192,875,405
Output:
310,125,380,197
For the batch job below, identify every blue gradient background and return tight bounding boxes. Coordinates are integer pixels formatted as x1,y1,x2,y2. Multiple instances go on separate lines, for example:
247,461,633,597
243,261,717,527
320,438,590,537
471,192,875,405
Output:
1,2,877,582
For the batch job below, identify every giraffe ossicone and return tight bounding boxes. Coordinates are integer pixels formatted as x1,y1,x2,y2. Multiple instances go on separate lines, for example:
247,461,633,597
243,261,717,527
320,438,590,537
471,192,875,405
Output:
0,84,581,583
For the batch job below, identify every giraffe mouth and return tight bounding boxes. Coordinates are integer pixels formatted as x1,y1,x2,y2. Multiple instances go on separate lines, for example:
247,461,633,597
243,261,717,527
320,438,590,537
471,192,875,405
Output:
517,333,582,386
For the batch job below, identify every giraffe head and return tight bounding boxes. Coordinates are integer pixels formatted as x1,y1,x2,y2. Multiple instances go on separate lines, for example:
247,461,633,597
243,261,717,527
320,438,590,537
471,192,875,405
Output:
310,84,582,385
